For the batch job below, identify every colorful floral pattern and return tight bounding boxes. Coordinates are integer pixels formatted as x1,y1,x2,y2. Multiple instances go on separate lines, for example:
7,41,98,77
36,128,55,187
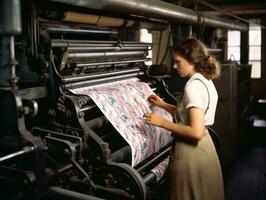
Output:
71,78,172,167
151,157,170,181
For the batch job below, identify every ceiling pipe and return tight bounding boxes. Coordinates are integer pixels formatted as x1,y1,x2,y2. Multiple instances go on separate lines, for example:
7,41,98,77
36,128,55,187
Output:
204,9,266,16
47,0,248,31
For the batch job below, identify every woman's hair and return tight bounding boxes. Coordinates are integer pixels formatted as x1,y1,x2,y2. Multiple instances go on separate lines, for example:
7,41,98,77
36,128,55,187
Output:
173,38,220,80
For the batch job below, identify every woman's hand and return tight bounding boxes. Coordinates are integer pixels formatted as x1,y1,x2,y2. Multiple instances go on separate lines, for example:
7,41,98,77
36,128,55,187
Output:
148,95,165,108
144,112,165,127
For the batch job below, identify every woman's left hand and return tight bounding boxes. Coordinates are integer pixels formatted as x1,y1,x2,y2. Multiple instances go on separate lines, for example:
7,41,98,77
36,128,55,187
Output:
143,112,165,127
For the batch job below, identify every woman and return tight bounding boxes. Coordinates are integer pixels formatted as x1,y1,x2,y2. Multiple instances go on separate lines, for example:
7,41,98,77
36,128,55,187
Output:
144,38,224,200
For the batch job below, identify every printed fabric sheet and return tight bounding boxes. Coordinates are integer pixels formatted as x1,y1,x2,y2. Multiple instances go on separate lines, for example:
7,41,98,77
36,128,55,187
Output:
151,157,169,181
70,78,172,167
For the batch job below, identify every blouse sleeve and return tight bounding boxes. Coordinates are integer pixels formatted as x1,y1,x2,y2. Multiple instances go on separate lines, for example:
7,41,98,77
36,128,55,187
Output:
184,80,206,111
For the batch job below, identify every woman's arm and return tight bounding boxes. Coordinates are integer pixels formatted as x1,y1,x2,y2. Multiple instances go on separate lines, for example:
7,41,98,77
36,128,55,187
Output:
160,102,176,116
148,95,176,116
144,107,205,141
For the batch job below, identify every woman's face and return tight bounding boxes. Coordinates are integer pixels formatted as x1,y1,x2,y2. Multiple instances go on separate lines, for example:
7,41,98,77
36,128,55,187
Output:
173,54,195,77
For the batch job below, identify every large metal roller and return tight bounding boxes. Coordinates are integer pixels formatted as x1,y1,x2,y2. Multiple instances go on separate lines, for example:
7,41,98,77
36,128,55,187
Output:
51,39,152,48
63,68,142,83
64,72,144,89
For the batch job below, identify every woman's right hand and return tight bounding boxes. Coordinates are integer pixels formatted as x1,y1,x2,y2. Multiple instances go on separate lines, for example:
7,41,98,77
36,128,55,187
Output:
148,95,165,107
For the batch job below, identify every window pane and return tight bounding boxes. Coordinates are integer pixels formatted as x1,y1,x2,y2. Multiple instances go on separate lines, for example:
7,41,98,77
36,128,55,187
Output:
140,29,152,65
228,47,240,61
140,29,152,43
249,61,261,78
249,46,261,60
248,22,261,79
249,30,261,45
228,31,240,46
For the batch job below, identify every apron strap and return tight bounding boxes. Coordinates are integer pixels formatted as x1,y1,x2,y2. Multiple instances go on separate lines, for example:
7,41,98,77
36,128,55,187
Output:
194,78,210,114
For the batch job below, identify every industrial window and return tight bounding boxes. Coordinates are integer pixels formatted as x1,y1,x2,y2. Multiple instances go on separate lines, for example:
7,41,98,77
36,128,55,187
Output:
249,23,261,78
227,30,241,61
140,29,152,65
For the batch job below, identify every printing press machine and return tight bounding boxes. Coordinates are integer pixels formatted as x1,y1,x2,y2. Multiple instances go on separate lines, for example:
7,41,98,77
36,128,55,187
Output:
0,1,173,199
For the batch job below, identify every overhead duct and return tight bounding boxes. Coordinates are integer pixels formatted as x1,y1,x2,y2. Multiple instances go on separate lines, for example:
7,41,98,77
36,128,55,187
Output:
41,11,167,30
47,0,248,31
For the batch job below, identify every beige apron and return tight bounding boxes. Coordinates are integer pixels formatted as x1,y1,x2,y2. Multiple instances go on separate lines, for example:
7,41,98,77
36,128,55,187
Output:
168,99,224,200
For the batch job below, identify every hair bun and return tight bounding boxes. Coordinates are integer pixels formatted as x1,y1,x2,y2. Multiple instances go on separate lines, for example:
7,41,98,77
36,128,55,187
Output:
173,38,221,80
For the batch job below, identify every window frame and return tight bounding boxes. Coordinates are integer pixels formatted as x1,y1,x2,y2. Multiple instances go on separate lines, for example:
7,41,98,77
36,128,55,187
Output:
227,30,241,61
248,22,261,79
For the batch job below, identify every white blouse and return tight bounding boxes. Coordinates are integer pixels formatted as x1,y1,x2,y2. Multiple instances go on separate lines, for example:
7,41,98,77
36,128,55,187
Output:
177,73,218,126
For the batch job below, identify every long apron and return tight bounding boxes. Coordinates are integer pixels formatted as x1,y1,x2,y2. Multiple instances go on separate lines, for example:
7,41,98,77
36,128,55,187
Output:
168,128,224,200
